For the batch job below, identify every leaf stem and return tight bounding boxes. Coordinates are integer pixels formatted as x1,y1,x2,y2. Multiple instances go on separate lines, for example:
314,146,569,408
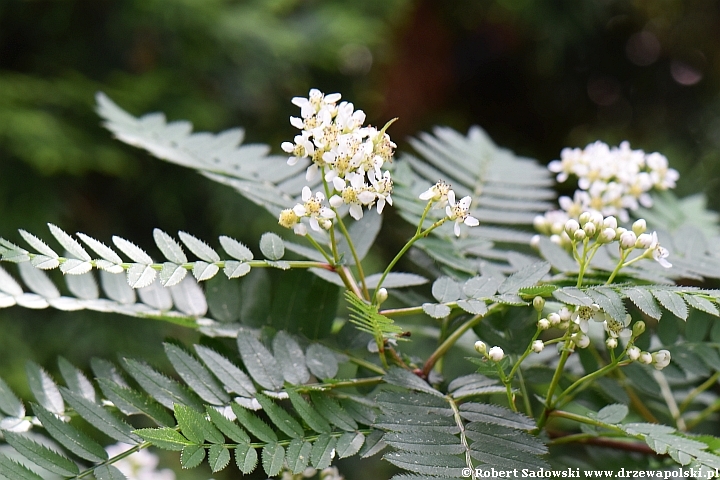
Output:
333,214,370,300
536,333,572,430
77,441,152,478
679,371,720,413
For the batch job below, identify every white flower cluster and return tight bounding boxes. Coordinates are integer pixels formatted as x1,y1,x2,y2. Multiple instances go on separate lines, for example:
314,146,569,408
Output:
627,346,672,370
536,141,679,229
533,212,671,269
419,180,480,236
282,466,344,480
105,444,175,480
279,88,396,233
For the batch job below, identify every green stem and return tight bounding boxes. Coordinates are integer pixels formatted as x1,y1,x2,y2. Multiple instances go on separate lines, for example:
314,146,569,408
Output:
447,394,476,478
517,368,533,417
379,306,425,317
77,442,152,478
421,303,502,377
554,360,630,407
304,234,334,264
576,238,590,287
679,371,720,413
295,376,384,392
686,400,720,430
536,334,572,430
334,214,370,300
347,354,387,375
371,218,447,304
605,248,631,285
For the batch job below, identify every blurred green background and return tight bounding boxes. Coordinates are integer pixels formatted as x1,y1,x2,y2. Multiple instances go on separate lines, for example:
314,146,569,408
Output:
2,1,720,478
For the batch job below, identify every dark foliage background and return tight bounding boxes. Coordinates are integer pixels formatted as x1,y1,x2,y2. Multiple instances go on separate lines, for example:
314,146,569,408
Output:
2,1,719,477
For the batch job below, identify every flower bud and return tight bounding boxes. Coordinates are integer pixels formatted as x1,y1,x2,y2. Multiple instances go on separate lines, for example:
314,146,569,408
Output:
632,320,646,337
606,337,618,349
589,212,604,228
627,346,641,361
558,307,571,321
488,346,504,362
619,231,637,249
615,227,627,237
550,234,562,245
550,222,564,235
533,296,545,312
579,212,591,225
603,216,618,230
573,229,586,241
598,228,616,244
538,318,550,330
653,349,671,370
532,340,544,353
574,334,590,349
474,341,487,354
376,288,388,305
583,222,596,237
564,219,580,236
639,352,653,364
533,215,547,233
636,233,653,249
632,219,647,236
530,235,541,249
548,312,561,326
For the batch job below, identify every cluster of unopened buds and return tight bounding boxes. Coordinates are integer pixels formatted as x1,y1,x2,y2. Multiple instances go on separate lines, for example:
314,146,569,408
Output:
419,180,480,236
474,341,505,362
533,211,671,269
627,345,672,370
278,88,397,235
538,141,679,225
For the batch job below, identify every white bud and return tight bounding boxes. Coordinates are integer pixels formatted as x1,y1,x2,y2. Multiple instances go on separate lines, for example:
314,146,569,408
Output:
583,222,596,237
635,233,653,249
619,231,637,249
548,312,561,326
573,229,586,241
639,352,653,365
598,228,616,243
474,341,487,354
615,227,627,237
550,234,562,245
606,337,618,349
538,318,550,330
532,340,544,353
488,346,504,362
653,349,671,370
579,212,591,225
589,212,604,228
533,215,547,232
558,307,571,321
564,219,580,236
603,216,618,230
376,288,388,305
530,234,541,249
632,219,647,236
574,334,590,349
550,222,564,235
627,346,641,361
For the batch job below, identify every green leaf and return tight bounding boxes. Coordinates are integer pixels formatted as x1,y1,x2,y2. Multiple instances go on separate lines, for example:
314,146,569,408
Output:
431,277,461,302
597,404,629,424
587,286,627,323
126,264,157,288
122,358,203,411
206,406,250,443
159,262,187,287
153,229,187,264
60,387,140,444
32,402,107,462
235,443,258,474
456,299,488,315
48,223,91,261
179,231,220,263
254,393,305,438
459,403,535,430
135,427,193,451
94,464,128,480
164,343,230,405
684,294,719,317
305,343,338,380
3,431,79,477
537,236,577,272
224,260,252,279
286,438,312,474
336,431,365,458
260,232,285,260
365,272,428,289
174,404,225,444
205,275,241,322
340,398,377,426
25,362,63,414
384,431,464,454
652,289,689,320
272,331,310,385
19,230,58,258
359,429,386,458
181,444,206,469
96,378,175,426
553,287,594,306
57,357,96,403
497,261,550,294
0,454,44,480
219,235,253,261
112,236,153,264
208,444,231,473
287,390,332,434
77,233,124,265
194,345,255,397
0,376,24,418
422,303,451,319
192,261,220,281
310,433,337,469
623,287,662,320
231,403,278,443
384,451,467,477
262,443,285,476
236,333,284,390
384,367,443,397
309,392,358,431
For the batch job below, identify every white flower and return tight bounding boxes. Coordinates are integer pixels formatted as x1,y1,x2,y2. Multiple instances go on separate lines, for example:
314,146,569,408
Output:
445,191,480,236
532,340,544,353
648,232,672,268
419,180,452,207
105,444,176,480
653,349,671,370
571,304,604,333
619,230,637,249
639,352,653,364
488,346,504,362
292,89,341,118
